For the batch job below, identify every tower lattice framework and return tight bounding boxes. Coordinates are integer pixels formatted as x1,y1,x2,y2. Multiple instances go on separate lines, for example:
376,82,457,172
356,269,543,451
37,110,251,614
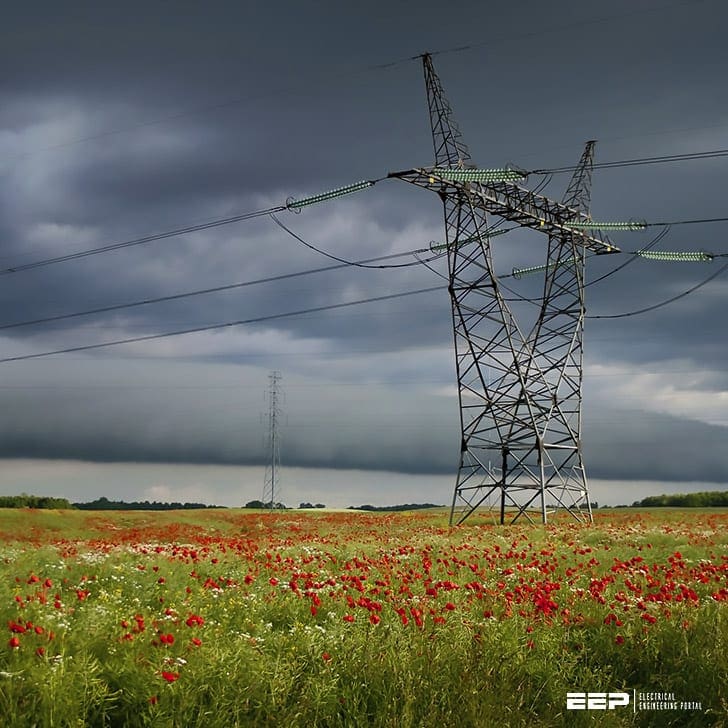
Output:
390,55,619,525
263,371,282,509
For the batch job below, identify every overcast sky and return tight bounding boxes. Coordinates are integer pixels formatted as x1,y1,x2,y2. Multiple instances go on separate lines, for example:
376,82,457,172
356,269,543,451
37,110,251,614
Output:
1,0,727,508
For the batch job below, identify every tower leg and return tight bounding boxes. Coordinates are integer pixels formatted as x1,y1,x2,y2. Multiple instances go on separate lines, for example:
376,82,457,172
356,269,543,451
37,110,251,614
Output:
522,141,596,523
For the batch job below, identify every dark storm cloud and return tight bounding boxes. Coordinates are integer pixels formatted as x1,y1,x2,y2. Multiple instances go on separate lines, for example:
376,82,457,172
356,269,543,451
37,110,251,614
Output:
584,408,728,482
0,356,725,482
0,359,459,473
0,0,727,484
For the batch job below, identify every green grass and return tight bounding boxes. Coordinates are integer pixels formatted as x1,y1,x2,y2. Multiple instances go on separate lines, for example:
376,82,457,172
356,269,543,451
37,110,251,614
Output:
0,508,725,726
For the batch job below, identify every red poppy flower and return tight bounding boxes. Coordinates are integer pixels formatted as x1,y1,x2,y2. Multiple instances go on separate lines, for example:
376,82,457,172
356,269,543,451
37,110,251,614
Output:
161,671,179,683
8,637,20,649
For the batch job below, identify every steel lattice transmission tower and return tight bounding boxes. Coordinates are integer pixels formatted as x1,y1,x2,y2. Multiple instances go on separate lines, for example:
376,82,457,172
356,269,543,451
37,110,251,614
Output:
390,55,619,525
262,371,282,510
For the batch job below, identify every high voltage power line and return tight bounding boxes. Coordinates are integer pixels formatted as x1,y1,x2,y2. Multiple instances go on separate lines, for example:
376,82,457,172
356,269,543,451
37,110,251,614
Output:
0,286,442,364
589,260,728,319
267,212,450,269
2,251,727,363
6,217,723,334
532,148,728,175
0,244,449,332
0,175,724,358
1,120,726,361
2,166,728,276
0,205,287,275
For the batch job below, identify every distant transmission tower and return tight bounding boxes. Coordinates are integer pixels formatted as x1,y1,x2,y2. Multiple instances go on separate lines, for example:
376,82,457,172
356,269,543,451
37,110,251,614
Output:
262,371,282,509
390,55,620,525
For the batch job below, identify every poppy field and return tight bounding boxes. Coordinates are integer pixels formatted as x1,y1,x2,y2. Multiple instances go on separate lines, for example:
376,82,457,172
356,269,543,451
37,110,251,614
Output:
0,507,725,727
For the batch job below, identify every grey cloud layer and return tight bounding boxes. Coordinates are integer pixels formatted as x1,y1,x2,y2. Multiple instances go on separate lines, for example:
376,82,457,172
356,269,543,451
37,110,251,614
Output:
0,358,726,483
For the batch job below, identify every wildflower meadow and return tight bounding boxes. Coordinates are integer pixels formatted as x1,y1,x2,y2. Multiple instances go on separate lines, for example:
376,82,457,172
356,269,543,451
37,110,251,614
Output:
0,507,725,727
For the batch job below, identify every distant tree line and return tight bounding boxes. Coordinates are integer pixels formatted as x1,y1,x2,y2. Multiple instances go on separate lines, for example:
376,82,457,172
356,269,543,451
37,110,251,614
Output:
0,494,74,509
632,491,728,508
348,503,444,512
242,501,328,510
244,500,288,510
74,497,225,510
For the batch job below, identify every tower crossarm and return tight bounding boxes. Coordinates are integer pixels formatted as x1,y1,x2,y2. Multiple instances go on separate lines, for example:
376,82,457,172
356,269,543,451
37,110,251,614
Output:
388,168,620,255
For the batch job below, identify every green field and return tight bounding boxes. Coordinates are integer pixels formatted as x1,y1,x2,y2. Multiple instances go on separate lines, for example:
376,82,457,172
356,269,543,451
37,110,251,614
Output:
0,507,725,727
